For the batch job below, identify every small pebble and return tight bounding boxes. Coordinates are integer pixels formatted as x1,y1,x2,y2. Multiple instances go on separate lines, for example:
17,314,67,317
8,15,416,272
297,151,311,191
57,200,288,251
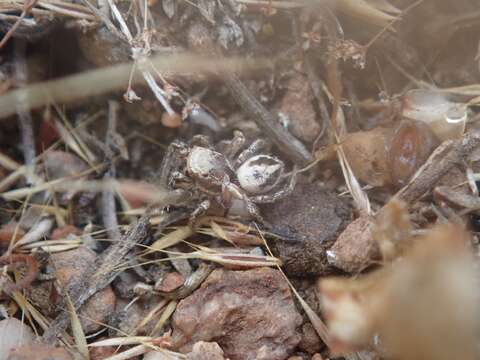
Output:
0,318,35,360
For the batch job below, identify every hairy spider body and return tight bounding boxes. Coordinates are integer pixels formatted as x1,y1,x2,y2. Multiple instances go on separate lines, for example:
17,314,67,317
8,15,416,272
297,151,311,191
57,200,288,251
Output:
162,133,296,225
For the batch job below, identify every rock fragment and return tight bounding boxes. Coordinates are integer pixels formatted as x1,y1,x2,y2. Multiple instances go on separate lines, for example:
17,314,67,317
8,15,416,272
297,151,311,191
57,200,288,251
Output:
262,182,351,276
172,267,302,360
327,215,380,273
0,318,35,360
6,344,72,360
50,246,116,333
186,341,225,360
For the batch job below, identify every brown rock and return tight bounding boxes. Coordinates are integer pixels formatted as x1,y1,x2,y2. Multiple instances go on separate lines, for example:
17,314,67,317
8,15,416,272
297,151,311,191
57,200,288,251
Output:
77,26,130,67
186,342,225,360
50,247,116,334
278,73,321,143
327,215,380,273
43,151,89,180
172,267,302,360
0,318,35,360
0,222,25,248
7,344,72,360
298,323,322,355
262,182,351,276
112,297,164,336
154,272,185,293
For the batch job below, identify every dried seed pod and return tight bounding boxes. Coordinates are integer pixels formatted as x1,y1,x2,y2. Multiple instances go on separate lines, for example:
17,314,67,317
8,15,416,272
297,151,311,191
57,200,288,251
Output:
343,119,439,188
402,89,467,141
342,127,394,187
388,119,439,187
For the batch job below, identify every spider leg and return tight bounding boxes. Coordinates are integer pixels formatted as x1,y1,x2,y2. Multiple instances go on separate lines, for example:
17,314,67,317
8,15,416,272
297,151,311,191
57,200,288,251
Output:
242,195,267,225
234,139,271,169
159,140,188,188
250,167,297,203
188,199,211,228
225,130,246,160
190,134,212,148
170,171,193,188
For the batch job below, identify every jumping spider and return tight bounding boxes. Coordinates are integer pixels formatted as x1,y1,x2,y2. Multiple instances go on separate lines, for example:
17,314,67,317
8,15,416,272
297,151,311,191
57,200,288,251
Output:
161,131,297,225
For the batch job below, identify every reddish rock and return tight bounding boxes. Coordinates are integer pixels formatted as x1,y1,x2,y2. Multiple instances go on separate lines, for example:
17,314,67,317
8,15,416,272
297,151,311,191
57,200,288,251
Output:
0,318,35,360
51,225,81,240
154,272,185,293
50,247,116,333
186,342,225,360
7,344,72,360
172,267,302,360
0,222,25,248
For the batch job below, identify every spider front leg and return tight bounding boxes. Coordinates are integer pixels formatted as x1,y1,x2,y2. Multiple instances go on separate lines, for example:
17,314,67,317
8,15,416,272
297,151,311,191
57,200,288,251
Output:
234,139,270,169
169,171,193,188
250,168,297,203
159,140,189,188
190,134,212,148
188,199,211,228
242,195,268,225
222,130,246,160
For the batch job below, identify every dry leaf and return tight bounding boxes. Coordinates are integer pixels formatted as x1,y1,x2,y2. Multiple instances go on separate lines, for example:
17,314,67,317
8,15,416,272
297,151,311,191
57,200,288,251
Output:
318,224,477,360
325,0,398,28
371,199,411,261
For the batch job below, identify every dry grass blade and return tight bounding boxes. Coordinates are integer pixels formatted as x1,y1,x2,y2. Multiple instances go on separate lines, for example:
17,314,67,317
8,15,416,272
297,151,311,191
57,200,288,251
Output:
150,300,177,336
336,144,372,215
104,344,184,360
20,239,82,252
209,221,235,245
234,0,303,9
66,295,89,360
104,344,150,360
366,0,401,14
89,336,152,347
0,152,21,171
190,246,282,267
1,179,184,209
195,217,264,246
53,116,97,165
322,0,399,27
135,299,168,333
11,291,50,332
147,226,194,253
0,53,269,119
